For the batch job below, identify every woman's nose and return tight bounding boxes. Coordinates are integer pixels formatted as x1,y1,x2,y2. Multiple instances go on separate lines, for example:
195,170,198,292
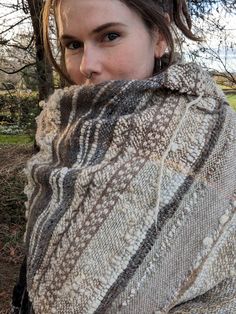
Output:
80,46,100,79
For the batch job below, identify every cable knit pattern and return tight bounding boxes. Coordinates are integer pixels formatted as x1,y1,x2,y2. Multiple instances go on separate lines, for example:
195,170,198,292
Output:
23,63,236,313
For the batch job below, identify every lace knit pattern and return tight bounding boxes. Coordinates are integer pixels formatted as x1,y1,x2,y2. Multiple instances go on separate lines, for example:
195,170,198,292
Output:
24,63,236,313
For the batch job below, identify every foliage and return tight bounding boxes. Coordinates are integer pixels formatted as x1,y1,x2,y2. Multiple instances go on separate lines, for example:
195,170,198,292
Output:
0,125,25,135
21,65,39,91
0,91,40,136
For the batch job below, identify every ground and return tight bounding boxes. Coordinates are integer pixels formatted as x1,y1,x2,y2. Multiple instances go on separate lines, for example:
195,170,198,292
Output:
0,144,33,313
0,260,22,313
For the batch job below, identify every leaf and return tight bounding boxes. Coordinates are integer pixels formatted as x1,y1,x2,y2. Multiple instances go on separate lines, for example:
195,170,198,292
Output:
9,246,16,257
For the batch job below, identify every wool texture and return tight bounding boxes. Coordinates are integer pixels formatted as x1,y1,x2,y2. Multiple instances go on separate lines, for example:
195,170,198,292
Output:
23,63,236,313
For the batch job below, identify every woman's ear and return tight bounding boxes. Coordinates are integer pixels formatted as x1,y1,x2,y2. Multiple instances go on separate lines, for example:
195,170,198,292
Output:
154,32,168,58
154,13,170,58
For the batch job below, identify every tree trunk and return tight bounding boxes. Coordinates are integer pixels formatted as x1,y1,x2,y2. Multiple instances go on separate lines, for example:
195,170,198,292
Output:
27,0,54,101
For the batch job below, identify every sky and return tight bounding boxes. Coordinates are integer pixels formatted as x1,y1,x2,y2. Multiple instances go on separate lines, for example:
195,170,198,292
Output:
188,11,236,73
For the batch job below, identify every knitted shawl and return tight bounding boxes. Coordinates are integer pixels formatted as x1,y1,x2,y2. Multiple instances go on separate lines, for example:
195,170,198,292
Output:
23,63,236,313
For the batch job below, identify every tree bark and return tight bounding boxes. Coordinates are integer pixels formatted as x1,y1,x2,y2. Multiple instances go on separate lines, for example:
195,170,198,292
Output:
26,0,53,101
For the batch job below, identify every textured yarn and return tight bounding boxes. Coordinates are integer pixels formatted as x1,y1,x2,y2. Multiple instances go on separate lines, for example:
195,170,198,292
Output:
23,63,236,313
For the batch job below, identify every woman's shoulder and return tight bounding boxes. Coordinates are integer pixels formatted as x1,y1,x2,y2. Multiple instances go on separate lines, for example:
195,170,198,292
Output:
163,61,226,101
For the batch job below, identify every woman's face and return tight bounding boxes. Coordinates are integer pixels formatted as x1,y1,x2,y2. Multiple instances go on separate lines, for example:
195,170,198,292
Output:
57,0,167,85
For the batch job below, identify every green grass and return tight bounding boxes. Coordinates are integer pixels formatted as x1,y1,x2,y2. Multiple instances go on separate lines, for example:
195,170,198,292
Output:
227,94,236,111
0,134,33,144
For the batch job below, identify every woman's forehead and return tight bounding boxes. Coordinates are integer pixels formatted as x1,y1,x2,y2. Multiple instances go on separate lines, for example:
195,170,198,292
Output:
56,0,145,35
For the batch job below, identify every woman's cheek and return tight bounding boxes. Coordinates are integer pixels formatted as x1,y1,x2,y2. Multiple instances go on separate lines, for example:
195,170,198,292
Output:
108,51,135,76
65,55,83,84
116,54,140,78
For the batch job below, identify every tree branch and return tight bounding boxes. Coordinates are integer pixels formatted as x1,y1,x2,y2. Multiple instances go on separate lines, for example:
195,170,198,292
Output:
0,62,36,74
0,35,34,51
205,46,236,85
0,10,17,19
0,16,29,35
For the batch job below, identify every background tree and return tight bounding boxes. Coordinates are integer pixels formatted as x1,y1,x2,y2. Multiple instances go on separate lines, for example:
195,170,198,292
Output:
187,0,236,85
0,0,53,100
26,0,53,100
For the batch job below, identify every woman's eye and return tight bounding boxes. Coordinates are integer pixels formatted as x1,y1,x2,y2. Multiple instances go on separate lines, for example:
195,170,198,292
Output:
66,41,81,50
104,32,120,42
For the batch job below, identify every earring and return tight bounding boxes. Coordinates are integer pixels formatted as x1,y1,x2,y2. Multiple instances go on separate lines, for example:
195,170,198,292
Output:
159,58,162,71
155,57,162,74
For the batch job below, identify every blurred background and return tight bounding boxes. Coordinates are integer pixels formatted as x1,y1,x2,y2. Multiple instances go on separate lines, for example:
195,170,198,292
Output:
0,0,235,312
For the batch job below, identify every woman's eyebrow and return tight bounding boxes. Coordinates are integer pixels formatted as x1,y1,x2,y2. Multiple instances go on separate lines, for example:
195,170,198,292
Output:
60,34,79,42
90,22,127,34
60,22,127,42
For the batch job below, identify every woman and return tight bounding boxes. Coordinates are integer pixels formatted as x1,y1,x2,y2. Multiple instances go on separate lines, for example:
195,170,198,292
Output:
12,0,236,313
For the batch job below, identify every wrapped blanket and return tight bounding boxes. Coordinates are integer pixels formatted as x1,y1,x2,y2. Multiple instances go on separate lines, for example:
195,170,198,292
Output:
23,63,236,313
